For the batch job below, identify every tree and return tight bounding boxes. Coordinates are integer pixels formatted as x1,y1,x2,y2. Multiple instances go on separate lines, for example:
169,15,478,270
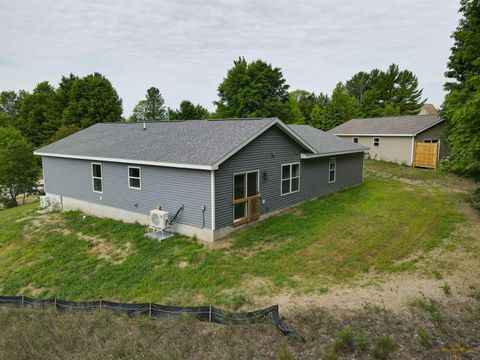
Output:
214,57,290,121
0,90,21,116
130,87,167,121
346,64,425,117
289,90,321,125
310,83,359,131
17,82,61,147
0,90,22,128
394,67,425,114
49,124,81,143
287,93,305,124
144,87,166,120
62,73,123,128
129,100,147,122
382,102,401,116
0,127,38,207
169,100,209,120
345,71,370,102
56,74,79,108
442,0,480,182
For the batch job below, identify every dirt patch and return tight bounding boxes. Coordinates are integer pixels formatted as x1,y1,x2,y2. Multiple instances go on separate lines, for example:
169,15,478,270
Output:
78,233,135,265
284,207,306,219
178,260,189,268
202,236,233,249
0,243,16,256
255,273,478,315
19,283,48,297
252,200,480,315
367,168,477,193
15,216,35,223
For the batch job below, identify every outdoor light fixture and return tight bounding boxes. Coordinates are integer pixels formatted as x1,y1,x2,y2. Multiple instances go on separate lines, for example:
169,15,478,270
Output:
262,171,268,181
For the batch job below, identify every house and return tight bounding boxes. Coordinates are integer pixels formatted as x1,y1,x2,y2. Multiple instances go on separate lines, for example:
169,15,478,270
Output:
418,104,439,115
34,118,366,242
328,115,447,168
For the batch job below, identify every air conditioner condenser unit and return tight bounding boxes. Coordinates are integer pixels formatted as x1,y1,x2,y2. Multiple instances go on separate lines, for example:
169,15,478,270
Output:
149,209,170,231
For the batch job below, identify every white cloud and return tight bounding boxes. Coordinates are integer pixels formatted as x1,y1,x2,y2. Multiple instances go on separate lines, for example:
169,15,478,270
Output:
0,0,461,115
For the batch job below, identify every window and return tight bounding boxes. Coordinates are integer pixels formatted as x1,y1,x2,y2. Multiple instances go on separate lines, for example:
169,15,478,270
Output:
281,163,300,195
373,137,380,147
424,139,439,144
128,166,141,189
352,137,359,144
91,163,103,193
329,158,336,183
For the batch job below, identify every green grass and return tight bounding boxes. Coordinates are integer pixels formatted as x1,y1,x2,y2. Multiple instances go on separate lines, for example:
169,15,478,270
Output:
0,163,466,307
365,160,474,190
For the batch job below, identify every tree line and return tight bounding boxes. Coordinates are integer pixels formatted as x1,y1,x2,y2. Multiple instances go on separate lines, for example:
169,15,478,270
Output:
0,0,478,207
0,60,427,149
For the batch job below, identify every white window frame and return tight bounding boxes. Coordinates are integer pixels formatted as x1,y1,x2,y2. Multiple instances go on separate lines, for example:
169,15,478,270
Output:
91,162,103,194
373,137,380,147
232,170,260,223
352,137,359,144
128,166,141,190
329,158,336,183
280,162,300,196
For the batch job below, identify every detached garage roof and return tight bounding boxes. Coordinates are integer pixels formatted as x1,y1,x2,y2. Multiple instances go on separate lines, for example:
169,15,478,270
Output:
328,114,443,136
35,118,365,170
288,125,367,158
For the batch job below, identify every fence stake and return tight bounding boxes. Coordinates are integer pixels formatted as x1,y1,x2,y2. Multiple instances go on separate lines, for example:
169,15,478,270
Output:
209,305,212,322
99,299,102,310
54,296,57,308
21,295,24,307
149,302,152,318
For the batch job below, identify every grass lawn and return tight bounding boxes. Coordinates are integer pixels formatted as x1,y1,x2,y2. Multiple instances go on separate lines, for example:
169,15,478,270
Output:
0,161,468,308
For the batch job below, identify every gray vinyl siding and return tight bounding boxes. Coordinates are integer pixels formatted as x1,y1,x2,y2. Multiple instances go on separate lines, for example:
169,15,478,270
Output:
42,157,211,229
214,125,364,229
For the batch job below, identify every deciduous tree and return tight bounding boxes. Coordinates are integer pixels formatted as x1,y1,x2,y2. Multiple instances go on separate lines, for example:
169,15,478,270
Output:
62,73,123,128
214,57,290,121
310,83,359,130
442,0,480,183
0,127,38,207
169,100,209,120
17,82,61,146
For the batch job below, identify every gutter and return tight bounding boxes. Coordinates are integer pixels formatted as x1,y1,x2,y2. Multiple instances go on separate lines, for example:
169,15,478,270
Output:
33,151,215,171
301,149,367,159
332,133,414,137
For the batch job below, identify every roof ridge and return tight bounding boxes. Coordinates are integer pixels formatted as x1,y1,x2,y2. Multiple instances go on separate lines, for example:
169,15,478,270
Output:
350,114,439,121
98,118,276,125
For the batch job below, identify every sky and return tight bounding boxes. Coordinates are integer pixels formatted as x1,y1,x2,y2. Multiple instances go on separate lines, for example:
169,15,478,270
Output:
0,0,461,117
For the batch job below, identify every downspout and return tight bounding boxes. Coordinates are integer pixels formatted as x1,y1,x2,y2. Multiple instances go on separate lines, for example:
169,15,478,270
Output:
410,136,415,166
211,170,215,231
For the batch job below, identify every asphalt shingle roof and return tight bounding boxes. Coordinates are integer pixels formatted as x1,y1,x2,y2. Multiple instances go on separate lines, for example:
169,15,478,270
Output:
35,118,366,169
288,125,368,154
328,115,443,136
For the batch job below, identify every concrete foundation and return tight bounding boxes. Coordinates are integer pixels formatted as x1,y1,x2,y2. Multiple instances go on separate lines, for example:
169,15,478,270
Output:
47,193,215,242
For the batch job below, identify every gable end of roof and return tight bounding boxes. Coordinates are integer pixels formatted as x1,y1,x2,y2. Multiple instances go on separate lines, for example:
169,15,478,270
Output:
211,119,317,168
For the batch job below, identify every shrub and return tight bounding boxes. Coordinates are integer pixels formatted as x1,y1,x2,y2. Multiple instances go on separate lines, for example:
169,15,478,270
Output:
470,188,480,214
372,335,397,360
417,328,431,348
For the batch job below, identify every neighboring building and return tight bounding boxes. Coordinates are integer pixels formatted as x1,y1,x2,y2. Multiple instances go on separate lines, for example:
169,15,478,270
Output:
34,118,366,242
418,104,439,115
328,115,447,166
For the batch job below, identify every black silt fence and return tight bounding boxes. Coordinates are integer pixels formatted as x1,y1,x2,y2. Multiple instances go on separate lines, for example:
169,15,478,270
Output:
0,295,297,338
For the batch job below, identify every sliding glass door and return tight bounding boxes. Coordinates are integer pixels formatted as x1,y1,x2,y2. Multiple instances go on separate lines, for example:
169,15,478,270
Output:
233,171,259,223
